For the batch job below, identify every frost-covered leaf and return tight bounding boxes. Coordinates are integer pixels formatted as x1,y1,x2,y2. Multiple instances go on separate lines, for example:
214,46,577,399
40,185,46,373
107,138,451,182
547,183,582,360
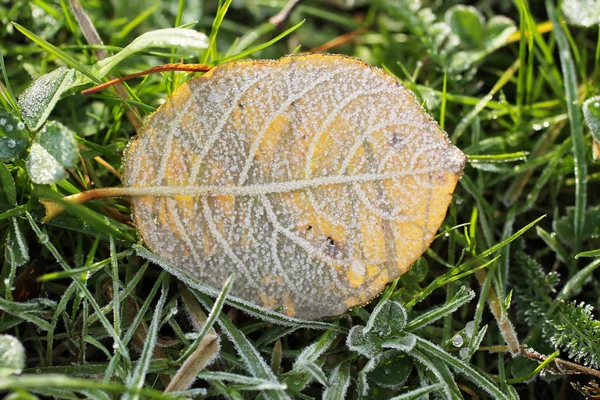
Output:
381,333,417,352
562,0,600,27
0,110,29,162
7,217,29,266
123,54,465,320
323,364,351,400
0,335,25,377
367,351,412,390
18,67,76,131
0,162,17,208
445,6,485,47
484,16,518,49
366,300,407,336
26,121,79,184
583,95,600,159
347,325,380,358
554,206,600,247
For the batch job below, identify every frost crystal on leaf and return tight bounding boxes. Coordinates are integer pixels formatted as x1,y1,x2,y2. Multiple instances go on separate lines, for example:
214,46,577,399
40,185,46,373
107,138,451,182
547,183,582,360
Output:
123,54,466,320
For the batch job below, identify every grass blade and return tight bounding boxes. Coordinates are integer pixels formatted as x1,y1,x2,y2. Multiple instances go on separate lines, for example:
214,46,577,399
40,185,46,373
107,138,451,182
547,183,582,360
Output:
546,1,587,255
123,272,169,400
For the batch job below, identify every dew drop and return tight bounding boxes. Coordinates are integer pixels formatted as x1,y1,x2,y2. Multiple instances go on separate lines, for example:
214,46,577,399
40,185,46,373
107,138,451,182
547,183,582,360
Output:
452,334,464,347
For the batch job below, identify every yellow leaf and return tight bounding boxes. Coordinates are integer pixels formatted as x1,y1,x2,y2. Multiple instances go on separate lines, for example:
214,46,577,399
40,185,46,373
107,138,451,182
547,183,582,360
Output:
123,54,466,319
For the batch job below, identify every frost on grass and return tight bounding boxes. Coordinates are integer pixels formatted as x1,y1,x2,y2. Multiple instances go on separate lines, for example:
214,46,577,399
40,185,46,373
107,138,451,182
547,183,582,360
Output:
123,54,466,320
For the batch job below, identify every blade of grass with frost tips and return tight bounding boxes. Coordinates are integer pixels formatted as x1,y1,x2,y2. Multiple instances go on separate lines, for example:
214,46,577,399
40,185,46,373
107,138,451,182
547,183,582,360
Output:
406,215,545,307
194,292,290,400
12,23,100,84
196,371,287,390
286,328,337,392
39,248,133,281
406,286,476,331
0,299,53,331
109,237,121,338
179,275,233,361
389,383,445,400
409,349,460,400
95,29,209,78
202,0,234,63
547,1,587,255
452,59,520,142
46,282,77,365
0,47,18,112
415,337,510,400
0,374,183,399
135,245,338,331
323,364,351,400
121,270,166,347
558,259,600,301
24,212,130,362
123,272,169,400
467,152,529,162
218,20,305,63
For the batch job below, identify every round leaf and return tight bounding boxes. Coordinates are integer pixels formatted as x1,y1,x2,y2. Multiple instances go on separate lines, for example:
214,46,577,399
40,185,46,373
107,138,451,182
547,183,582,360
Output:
367,351,413,390
26,121,79,184
0,110,29,162
0,334,25,377
123,54,465,319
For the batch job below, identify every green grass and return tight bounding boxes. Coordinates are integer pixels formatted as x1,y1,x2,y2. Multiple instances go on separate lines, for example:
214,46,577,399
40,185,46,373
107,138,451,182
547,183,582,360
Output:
1,0,600,399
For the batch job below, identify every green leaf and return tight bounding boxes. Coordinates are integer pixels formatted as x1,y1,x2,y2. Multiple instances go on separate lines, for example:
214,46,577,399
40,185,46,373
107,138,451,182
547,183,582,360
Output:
26,121,79,184
446,6,485,47
367,300,407,336
367,351,412,390
347,326,380,358
484,16,518,49
0,110,29,161
7,217,29,266
381,333,417,352
323,364,351,400
554,206,600,247
583,95,600,142
18,68,76,131
0,335,25,377
286,329,337,392
400,257,428,285
0,162,17,206
562,0,600,27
